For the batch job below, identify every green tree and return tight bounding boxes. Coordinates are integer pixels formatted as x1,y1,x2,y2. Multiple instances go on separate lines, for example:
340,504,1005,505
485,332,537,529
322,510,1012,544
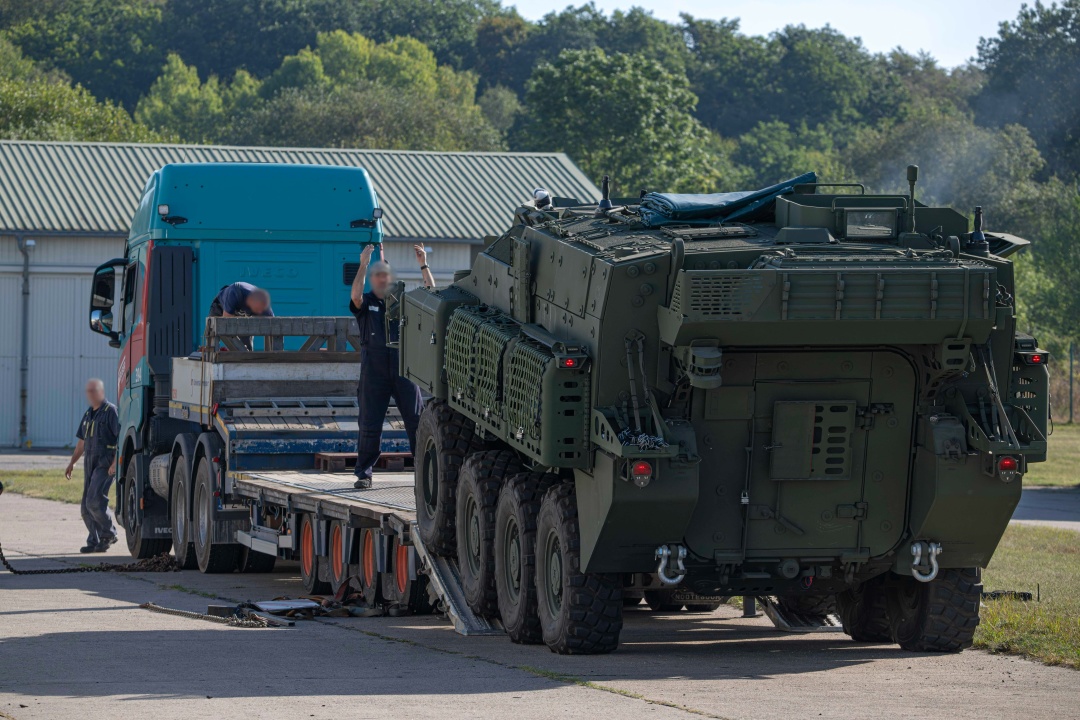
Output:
734,121,847,187
135,54,224,143
0,36,156,141
227,83,502,152
976,0,1080,178
317,29,375,86
260,47,330,99
478,85,522,134
4,0,164,109
515,47,718,193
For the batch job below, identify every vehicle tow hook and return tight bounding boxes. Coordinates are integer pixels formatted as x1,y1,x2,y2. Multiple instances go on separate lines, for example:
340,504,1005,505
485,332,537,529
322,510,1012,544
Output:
910,541,942,583
655,544,687,585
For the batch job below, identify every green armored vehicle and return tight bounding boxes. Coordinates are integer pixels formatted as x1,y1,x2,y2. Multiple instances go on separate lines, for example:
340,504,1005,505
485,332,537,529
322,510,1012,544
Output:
396,168,1049,654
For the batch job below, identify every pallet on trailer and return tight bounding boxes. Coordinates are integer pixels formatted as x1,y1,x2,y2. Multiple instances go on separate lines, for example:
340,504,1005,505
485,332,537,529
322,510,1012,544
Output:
314,452,414,473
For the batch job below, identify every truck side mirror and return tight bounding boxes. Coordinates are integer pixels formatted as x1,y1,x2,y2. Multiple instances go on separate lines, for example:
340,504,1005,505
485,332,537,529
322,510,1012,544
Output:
88,259,125,346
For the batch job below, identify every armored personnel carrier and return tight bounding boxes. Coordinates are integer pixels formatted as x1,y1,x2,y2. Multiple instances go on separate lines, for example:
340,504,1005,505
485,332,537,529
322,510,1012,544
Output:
395,169,1049,655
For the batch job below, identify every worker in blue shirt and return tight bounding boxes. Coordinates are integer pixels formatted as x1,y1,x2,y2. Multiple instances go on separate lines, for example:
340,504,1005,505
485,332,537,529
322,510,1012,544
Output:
65,378,120,553
349,244,434,489
209,282,273,318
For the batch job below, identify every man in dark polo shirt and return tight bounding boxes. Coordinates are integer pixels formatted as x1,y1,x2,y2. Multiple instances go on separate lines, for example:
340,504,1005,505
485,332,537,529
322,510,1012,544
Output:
64,378,120,553
209,282,273,318
349,243,434,489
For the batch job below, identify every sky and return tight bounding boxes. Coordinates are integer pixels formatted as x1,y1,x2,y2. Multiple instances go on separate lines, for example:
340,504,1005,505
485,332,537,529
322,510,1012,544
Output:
511,0,1029,67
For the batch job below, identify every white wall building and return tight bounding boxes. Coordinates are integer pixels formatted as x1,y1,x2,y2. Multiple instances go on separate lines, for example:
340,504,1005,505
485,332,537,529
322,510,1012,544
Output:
0,141,598,447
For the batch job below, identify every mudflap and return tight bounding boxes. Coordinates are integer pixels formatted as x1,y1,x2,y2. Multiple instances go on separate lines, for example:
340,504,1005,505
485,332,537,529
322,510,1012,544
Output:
132,453,171,539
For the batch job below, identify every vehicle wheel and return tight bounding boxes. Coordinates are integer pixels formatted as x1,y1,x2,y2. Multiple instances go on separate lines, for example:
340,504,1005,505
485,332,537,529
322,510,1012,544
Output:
685,602,723,612
457,450,522,618
836,575,892,642
236,546,276,573
644,590,683,612
888,568,981,652
381,536,432,614
170,458,197,569
495,471,561,644
414,401,484,557
299,513,331,594
327,520,351,594
777,594,837,619
193,456,240,573
535,483,622,654
122,461,171,559
358,527,383,604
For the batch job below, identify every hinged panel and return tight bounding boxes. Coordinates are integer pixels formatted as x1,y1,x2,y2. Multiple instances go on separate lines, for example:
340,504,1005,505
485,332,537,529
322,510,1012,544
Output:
769,401,816,479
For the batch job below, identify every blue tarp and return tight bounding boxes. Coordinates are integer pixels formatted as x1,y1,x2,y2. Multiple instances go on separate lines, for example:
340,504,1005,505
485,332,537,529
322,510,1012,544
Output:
639,172,817,227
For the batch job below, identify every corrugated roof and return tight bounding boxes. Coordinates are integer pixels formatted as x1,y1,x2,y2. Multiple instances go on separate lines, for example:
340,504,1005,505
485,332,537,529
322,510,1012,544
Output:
0,141,600,240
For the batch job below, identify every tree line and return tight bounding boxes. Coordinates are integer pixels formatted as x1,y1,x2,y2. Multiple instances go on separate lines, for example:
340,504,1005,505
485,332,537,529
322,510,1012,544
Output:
1,0,1079,354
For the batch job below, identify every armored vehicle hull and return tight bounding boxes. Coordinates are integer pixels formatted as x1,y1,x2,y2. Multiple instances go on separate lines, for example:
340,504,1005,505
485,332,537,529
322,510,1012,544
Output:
399,173,1048,654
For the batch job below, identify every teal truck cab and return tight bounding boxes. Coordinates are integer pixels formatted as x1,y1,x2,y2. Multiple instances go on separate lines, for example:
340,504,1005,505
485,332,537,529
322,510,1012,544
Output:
87,163,392,562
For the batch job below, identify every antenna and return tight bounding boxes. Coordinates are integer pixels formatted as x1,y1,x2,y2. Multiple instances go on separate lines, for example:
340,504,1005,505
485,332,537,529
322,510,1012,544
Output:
906,165,919,233
598,175,613,211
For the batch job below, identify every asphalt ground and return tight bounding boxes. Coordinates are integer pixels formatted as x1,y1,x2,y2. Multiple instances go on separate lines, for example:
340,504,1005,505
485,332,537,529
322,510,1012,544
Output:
1,493,1078,720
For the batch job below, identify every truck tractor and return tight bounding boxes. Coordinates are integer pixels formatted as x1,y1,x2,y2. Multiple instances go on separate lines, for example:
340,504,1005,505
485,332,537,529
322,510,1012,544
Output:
396,169,1049,654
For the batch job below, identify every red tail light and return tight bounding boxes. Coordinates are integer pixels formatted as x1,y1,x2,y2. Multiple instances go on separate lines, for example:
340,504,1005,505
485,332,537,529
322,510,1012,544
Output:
632,461,653,479
998,456,1019,473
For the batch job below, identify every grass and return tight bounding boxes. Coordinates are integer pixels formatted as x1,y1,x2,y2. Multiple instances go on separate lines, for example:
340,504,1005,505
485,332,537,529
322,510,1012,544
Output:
975,523,1080,668
0,469,83,504
1025,422,1080,487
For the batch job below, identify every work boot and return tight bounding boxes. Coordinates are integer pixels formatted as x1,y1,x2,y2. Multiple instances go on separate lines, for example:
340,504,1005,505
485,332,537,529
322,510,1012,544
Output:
80,544,103,554
353,476,372,490
97,536,118,551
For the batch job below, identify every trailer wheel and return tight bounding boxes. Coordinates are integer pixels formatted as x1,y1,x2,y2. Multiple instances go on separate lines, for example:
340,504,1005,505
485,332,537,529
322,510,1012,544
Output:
358,527,383,604
299,514,331,594
777,594,837,619
193,456,240,573
327,520,351,594
535,483,622,654
495,471,560,643
170,457,197,569
644,590,684,612
457,450,522,618
836,575,891,642
237,546,276,573
122,461,171,559
888,568,981,652
381,537,432,614
414,401,483,557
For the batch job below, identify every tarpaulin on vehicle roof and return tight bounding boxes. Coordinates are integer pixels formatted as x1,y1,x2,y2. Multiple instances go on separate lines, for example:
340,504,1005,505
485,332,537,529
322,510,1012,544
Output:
639,172,817,227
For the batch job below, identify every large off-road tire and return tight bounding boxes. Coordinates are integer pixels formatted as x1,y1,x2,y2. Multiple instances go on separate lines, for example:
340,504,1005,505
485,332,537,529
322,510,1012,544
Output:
888,568,982,652
777,594,838,618
644,590,684,612
414,401,484,557
381,536,433,614
495,471,561,644
122,461,171,559
193,457,241,573
299,513,332,594
836,575,892,642
535,483,623,654
170,457,198,569
457,450,523,618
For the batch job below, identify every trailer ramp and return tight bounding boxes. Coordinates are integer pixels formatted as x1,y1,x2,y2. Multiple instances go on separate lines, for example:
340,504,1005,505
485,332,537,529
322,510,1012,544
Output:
413,532,502,636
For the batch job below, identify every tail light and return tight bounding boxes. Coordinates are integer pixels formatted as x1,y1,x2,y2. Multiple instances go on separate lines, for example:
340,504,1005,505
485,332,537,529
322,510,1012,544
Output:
997,455,1020,482
1016,351,1048,366
630,460,653,487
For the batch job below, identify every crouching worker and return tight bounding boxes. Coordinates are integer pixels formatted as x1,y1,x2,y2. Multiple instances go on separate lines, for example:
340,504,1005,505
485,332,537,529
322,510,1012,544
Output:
350,244,435,489
65,379,119,553
208,282,273,349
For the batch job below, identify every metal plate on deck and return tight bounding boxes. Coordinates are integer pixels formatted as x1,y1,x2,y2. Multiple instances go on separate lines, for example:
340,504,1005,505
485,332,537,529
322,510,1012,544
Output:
241,471,417,512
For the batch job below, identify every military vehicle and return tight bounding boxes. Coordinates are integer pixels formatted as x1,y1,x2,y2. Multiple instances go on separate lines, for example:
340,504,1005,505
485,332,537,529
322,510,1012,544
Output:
395,168,1048,655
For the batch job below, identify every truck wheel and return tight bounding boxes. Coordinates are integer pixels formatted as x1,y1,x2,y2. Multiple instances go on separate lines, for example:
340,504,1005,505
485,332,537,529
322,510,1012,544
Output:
193,456,240,573
327,520,351,594
644,590,683,612
535,483,622,654
836,575,891,642
888,568,981,652
777,594,837,619
236,546,276,573
457,450,522,618
122,462,172,559
299,514,331,594
414,401,483,557
495,471,561,643
170,458,197,569
381,537,432,614
358,527,383,604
